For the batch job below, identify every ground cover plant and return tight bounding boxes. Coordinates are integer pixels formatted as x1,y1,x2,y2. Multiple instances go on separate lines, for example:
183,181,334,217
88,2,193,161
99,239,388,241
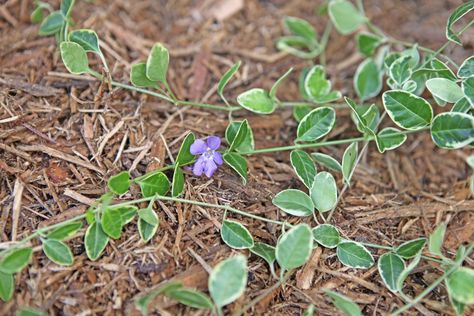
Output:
0,0,474,315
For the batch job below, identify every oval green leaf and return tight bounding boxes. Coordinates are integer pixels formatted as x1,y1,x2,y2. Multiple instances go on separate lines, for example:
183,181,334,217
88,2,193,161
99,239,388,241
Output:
336,241,374,269
138,207,159,226
250,242,276,265
458,56,474,78
375,127,407,153
101,208,123,239
69,29,101,53
171,166,185,197
276,224,313,270
328,0,366,35
138,218,159,243
60,42,90,75
462,76,474,107
297,107,336,142
312,224,340,248
311,153,342,172
47,221,82,240
84,222,109,261
218,61,241,99
446,267,474,305
283,16,317,44
176,132,196,166
0,271,14,301
272,189,314,217
225,121,254,153
42,239,74,266
310,172,338,213
130,63,157,88
236,88,276,114
208,255,247,308
395,238,426,259
430,112,474,149
354,58,382,101
221,220,254,249
342,142,358,185
428,223,446,257
146,43,169,83
426,78,464,103
107,171,130,195
0,247,32,274
38,11,64,36
136,172,170,198
165,288,214,309
382,90,433,130
446,1,474,45
290,150,317,189
223,152,248,185
377,252,405,292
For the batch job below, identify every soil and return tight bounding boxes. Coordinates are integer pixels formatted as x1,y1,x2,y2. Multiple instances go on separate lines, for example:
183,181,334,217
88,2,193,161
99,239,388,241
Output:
0,0,473,315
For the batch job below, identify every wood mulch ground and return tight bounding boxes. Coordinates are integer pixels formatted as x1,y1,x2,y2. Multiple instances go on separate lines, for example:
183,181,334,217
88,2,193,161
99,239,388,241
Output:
0,0,473,315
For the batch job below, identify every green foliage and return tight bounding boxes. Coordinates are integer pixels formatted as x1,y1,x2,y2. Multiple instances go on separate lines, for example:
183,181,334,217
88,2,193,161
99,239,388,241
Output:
382,90,433,130
108,171,130,195
69,29,101,53
47,221,82,240
446,1,474,45
304,66,341,103
146,43,169,83
458,56,474,78
250,242,276,268
0,271,14,301
395,238,426,259
312,224,340,248
342,142,358,185
328,0,366,35
218,61,241,104
0,248,33,274
38,11,64,35
84,222,109,261
430,112,474,149
290,150,317,189
228,119,250,151
336,241,374,269
297,107,336,142
356,32,382,57
136,172,170,198
225,121,254,153
60,42,90,74
375,127,407,153
426,78,464,103
446,267,474,305
272,189,314,217
102,208,123,239
310,172,338,213
176,132,196,166
223,152,248,184
221,220,254,249
377,252,405,292
171,166,185,197
130,63,157,88
237,88,275,114
276,224,313,270
354,58,382,101
165,288,214,309
42,239,74,266
311,153,342,172
428,223,446,257
208,255,247,308
270,68,293,100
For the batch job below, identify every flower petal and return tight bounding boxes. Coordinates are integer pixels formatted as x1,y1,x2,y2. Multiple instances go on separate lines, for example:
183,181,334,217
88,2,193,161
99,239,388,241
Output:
206,136,221,150
204,159,217,178
213,151,223,165
190,139,207,155
193,156,206,176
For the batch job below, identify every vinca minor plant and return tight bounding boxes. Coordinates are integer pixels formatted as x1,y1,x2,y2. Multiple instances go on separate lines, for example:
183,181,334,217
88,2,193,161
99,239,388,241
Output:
2,0,474,315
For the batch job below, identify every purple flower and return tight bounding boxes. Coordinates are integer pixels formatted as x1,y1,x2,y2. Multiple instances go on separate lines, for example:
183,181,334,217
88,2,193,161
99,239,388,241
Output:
190,136,223,178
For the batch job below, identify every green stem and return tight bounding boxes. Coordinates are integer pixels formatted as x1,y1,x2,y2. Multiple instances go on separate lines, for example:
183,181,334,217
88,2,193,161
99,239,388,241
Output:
390,241,474,316
175,100,240,112
278,101,348,109
240,128,427,155
319,21,333,66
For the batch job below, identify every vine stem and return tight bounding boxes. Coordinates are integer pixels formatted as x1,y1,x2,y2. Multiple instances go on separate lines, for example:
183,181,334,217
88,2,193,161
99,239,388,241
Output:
240,128,427,155
390,241,474,316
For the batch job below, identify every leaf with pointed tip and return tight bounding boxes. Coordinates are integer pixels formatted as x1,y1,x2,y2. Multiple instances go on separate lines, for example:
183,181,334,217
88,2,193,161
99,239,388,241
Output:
396,253,421,291
451,97,472,113
229,119,250,151
336,241,374,269
84,222,109,261
356,32,382,57
176,132,196,166
290,150,317,189
463,76,474,107
218,61,241,101
311,153,342,172
171,166,185,197
225,121,254,153
60,0,75,16
38,11,64,36
136,172,170,198
283,16,317,45
101,208,123,239
138,218,159,243
221,220,254,249
237,88,276,114
293,105,312,122
378,252,405,292
250,242,276,265
165,288,214,309
60,42,90,75
324,290,361,316
395,238,426,259
375,127,407,153
458,56,474,78
342,142,358,184
42,239,74,266
446,1,474,45
389,56,412,86
297,107,336,142
446,267,474,305
272,189,314,217
47,221,82,240
354,58,382,101
430,112,474,149
138,207,159,226
428,223,446,257
223,152,247,184
69,29,101,54
0,247,32,274
382,90,433,130
426,78,464,103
